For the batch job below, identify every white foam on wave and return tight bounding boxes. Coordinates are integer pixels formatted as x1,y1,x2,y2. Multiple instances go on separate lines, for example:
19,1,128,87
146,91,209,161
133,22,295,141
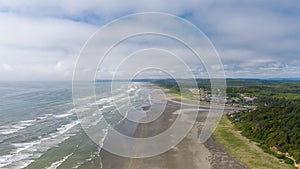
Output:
0,120,80,168
0,155,13,164
54,109,75,118
56,121,80,135
127,85,137,93
20,119,36,123
97,97,113,103
90,115,104,126
8,159,35,169
53,113,72,118
98,104,113,112
11,140,42,154
37,113,53,120
46,152,74,169
92,93,128,106
0,151,34,168
0,112,61,135
0,119,36,135
0,93,122,168
98,129,110,169
64,93,133,169
72,127,109,169
0,128,20,135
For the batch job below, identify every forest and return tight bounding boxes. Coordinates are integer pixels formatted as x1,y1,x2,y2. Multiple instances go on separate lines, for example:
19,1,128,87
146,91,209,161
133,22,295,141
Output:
227,79,300,164
232,97,300,164
154,79,300,164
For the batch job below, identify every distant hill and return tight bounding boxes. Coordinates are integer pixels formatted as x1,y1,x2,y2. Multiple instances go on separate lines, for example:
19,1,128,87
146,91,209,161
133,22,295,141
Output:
263,78,300,81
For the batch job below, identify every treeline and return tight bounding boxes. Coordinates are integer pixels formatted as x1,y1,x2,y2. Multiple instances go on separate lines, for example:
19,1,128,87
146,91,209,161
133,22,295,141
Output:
232,98,300,164
153,79,180,93
226,79,300,99
153,79,300,164
154,79,300,98
153,78,211,92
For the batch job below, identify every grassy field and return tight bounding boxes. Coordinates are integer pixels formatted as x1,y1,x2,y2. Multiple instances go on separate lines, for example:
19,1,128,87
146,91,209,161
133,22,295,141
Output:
214,116,295,169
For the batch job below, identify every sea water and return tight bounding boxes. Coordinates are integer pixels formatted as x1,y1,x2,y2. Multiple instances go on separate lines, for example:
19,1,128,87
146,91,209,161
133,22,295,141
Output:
0,81,151,169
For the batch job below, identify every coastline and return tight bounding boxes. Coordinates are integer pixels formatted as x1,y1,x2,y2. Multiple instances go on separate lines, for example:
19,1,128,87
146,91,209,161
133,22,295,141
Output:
90,87,248,169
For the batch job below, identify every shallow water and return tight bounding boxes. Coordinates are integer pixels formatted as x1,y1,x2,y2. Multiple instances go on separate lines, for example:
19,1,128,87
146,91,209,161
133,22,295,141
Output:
0,81,151,169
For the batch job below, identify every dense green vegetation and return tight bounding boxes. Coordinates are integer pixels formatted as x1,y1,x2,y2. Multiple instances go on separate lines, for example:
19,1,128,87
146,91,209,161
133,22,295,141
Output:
152,79,194,99
225,79,300,164
226,79,300,99
153,78,210,90
232,98,300,164
154,79,300,165
215,116,294,169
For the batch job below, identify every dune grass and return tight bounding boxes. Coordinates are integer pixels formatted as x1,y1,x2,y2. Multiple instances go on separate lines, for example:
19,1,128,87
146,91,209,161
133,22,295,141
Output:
214,116,295,169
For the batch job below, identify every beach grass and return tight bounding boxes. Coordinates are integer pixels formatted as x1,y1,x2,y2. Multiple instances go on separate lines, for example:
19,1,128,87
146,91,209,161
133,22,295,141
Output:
214,116,295,169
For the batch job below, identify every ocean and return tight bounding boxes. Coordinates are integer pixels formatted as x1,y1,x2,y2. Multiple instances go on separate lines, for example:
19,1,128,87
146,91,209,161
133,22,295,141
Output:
0,81,151,169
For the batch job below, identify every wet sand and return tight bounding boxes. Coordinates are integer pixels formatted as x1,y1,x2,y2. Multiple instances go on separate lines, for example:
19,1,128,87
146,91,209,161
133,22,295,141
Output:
95,98,247,169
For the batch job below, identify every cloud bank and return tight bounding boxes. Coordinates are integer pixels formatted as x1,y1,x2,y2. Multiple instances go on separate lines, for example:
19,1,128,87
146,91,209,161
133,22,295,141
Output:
0,0,299,80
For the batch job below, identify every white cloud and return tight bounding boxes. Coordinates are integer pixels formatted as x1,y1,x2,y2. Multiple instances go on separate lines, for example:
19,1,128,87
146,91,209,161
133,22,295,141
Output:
0,63,13,71
0,12,97,80
0,0,299,80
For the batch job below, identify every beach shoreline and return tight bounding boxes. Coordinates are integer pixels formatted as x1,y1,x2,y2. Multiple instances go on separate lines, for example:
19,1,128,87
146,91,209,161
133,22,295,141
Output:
90,88,247,169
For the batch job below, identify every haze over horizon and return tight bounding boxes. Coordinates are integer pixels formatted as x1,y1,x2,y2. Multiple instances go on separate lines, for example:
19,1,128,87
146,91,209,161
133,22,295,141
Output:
0,1,300,81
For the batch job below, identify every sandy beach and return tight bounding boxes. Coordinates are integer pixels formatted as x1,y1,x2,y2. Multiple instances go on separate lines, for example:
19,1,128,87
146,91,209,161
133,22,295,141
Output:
92,96,247,169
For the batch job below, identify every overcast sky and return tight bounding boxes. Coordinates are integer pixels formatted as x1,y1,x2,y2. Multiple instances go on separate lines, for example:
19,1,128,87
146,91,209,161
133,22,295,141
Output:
0,0,299,81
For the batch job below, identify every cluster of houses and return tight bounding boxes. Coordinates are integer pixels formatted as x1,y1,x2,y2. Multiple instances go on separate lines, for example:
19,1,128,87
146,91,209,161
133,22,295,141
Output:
188,87,257,107
187,87,259,122
227,110,241,121
188,88,210,101
189,88,227,102
226,95,256,104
